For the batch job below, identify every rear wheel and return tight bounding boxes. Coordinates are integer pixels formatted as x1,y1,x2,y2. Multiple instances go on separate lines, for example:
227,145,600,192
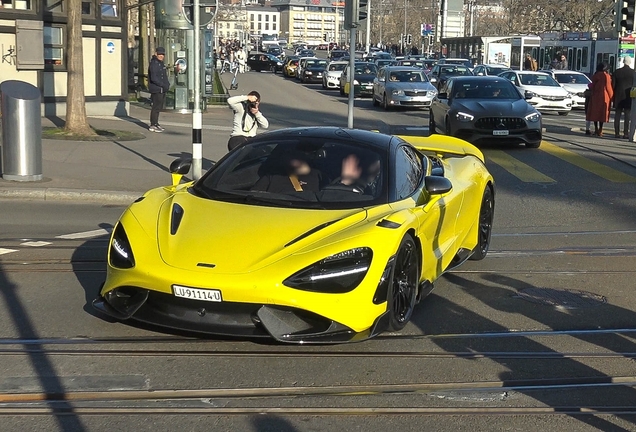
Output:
558,111,569,116
469,186,494,261
388,234,419,331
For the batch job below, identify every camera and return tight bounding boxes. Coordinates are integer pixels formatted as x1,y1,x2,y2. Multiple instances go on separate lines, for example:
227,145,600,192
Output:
247,101,257,109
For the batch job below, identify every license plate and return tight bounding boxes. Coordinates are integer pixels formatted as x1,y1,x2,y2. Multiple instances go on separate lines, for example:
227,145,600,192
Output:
366,85,373,89
493,130,509,136
173,285,222,302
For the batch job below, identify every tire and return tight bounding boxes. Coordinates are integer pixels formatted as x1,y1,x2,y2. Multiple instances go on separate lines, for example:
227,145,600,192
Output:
387,234,419,331
382,93,390,110
469,186,494,261
525,141,541,148
372,93,379,106
445,118,452,136
558,111,569,116
322,80,327,89
429,113,436,134
340,86,345,96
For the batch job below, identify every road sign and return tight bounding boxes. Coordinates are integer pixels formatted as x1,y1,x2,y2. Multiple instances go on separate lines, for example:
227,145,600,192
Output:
421,23,434,37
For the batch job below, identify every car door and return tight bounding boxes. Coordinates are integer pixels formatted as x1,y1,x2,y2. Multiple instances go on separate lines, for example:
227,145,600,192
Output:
373,68,386,101
473,66,483,76
432,79,453,132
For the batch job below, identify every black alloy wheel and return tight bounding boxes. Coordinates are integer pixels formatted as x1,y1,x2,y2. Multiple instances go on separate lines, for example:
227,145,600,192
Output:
388,234,419,331
469,186,494,261
382,93,390,110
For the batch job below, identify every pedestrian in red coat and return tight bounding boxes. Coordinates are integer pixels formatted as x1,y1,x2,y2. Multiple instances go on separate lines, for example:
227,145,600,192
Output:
586,62,614,137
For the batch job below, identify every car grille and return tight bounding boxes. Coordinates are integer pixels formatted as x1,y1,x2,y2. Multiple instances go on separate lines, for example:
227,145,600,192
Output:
401,100,431,106
541,95,566,101
404,90,431,96
475,117,526,130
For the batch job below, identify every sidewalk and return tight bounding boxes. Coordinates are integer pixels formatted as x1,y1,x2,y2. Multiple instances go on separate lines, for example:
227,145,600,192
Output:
0,103,235,204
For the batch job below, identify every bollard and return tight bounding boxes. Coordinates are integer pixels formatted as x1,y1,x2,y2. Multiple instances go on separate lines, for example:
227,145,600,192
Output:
0,80,42,181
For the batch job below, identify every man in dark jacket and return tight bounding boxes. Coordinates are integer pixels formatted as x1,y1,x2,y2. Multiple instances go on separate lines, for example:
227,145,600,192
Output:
613,56,634,138
148,47,170,132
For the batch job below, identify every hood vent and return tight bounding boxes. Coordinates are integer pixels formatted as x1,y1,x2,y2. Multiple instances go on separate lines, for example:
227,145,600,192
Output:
284,219,340,248
170,203,184,235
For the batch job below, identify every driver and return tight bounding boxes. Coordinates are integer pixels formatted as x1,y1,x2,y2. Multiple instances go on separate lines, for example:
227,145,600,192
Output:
252,151,322,194
328,154,381,195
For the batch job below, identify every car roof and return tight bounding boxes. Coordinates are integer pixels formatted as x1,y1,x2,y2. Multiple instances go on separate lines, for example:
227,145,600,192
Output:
552,70,585,74
383,66,424,71
254,127,396,151
514,71,548,75
449,76,509,82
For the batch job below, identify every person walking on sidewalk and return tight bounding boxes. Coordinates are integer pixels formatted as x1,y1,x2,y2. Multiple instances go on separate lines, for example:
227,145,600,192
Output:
148,47,170,133
227,91,269,151
586,62,614,137
613,56,634,139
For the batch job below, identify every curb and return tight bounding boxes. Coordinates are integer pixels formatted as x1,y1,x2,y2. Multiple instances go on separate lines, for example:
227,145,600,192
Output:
0,187,143,204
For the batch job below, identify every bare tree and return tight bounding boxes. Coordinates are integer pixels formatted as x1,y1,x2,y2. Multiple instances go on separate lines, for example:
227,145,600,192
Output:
64,0,95,135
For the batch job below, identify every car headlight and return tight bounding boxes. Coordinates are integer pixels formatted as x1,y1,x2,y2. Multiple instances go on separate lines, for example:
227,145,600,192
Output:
456,111,474,122
305,71,312,75
525,112,541,123
277,62,283,66
110,223,135,269
392,89,405,96
353,79,360,85
283,247,373,293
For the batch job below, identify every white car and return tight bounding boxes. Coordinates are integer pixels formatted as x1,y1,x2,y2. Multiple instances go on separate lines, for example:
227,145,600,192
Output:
322,61,348,89
499,70,572,115
552,70,591,109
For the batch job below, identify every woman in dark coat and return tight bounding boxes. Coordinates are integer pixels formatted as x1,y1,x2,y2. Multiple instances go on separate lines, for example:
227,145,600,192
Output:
586,62,614,137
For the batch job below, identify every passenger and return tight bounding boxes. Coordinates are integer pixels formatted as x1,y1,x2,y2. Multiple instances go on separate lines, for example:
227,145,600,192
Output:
390,73,399,81
252,151,322,193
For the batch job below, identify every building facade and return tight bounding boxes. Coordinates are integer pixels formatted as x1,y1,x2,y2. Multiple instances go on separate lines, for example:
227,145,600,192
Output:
247,5,279,37
271,0,343,46
0,0,128,116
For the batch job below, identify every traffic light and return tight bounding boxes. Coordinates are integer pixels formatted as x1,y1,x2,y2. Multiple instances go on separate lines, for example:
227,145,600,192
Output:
406,34,412,45
358,0,368,21
344,0,367,29
619,0,636,33
324,33,328,41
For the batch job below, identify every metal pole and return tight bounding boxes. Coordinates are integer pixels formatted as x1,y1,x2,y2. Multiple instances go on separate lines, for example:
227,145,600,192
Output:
629,69,636,142
365,0,371,53
347,27,356,128
192,0,203,180
439,0,446,58
469,1,474,37
335,5,339,46
403,0,407,54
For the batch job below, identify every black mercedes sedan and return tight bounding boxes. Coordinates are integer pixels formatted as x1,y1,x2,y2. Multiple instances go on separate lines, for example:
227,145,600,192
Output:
429,76,542,148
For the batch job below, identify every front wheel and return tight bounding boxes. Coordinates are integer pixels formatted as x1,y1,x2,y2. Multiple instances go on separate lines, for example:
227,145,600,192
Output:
469,186,494,261
382,94,390,110
558,111,569,116
372,93,379,106
387,234,419,331
526,141,541,148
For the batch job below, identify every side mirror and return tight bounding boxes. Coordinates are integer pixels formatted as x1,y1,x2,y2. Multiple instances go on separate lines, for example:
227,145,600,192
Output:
524,90,535,100
429,77,438,83
169,158,192,186
425,176,452,195
437,92,448,100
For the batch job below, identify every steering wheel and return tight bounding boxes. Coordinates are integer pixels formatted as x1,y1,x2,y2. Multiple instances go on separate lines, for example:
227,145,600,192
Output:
323,179,366,194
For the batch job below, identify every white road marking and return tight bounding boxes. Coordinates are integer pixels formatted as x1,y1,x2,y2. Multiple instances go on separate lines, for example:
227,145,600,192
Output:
56,228,112,240
0,248,18,256
20,241,52,247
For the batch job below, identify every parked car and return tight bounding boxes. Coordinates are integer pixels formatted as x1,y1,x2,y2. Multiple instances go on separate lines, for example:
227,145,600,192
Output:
429,76,542,148
472,64,511,76
499,70,572,115
299,58,328,83
428,64,473,90
372,66,437,110
438,58,473,69
322,61,348,89
339,62,378,97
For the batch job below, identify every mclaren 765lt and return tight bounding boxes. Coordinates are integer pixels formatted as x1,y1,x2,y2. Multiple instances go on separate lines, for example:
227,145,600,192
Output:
93,127,495,343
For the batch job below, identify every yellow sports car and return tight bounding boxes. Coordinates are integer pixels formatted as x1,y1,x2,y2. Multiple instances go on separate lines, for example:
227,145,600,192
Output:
93,128,494,343
283,57,299,78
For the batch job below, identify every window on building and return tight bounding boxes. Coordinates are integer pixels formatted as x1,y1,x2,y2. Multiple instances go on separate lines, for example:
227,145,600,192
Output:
250,22,254,30
82,0,93,15
45,0,63,12
250,13,254,21
0,0,33,10
44,25,64,67
258,22,261,30
273,23,276,31
265,15,269,21
265,23,269,30
258,13,262,21
100,0,117,17
273,15,276,22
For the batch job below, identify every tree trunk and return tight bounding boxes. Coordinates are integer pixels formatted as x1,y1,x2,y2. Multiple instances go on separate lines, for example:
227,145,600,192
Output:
64,0,95,135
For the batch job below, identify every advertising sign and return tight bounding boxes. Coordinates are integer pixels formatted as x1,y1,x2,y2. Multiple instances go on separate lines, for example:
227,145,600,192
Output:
487,42,511,67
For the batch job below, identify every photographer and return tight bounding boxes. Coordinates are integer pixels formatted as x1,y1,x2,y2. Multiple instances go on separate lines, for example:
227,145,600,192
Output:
227,91,269,151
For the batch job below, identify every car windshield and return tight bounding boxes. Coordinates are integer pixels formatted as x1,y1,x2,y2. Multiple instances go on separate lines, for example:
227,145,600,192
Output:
388,71,427,82
445,60,472,68
452,81,520,99
377,60,395,66
486,66,508,74
401,61,424,68
355,64,377,74
306,60,327,68
519,73,560,86
440,66,472,75
329,63,347,71
555,73,591,85
192,139,387,210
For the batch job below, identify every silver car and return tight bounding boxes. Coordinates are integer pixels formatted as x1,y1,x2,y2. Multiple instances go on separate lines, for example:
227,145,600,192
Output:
322,61,348,89
373,66,437,110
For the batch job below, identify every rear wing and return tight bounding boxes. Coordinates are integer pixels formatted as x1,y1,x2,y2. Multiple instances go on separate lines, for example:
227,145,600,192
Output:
398,135,485,163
